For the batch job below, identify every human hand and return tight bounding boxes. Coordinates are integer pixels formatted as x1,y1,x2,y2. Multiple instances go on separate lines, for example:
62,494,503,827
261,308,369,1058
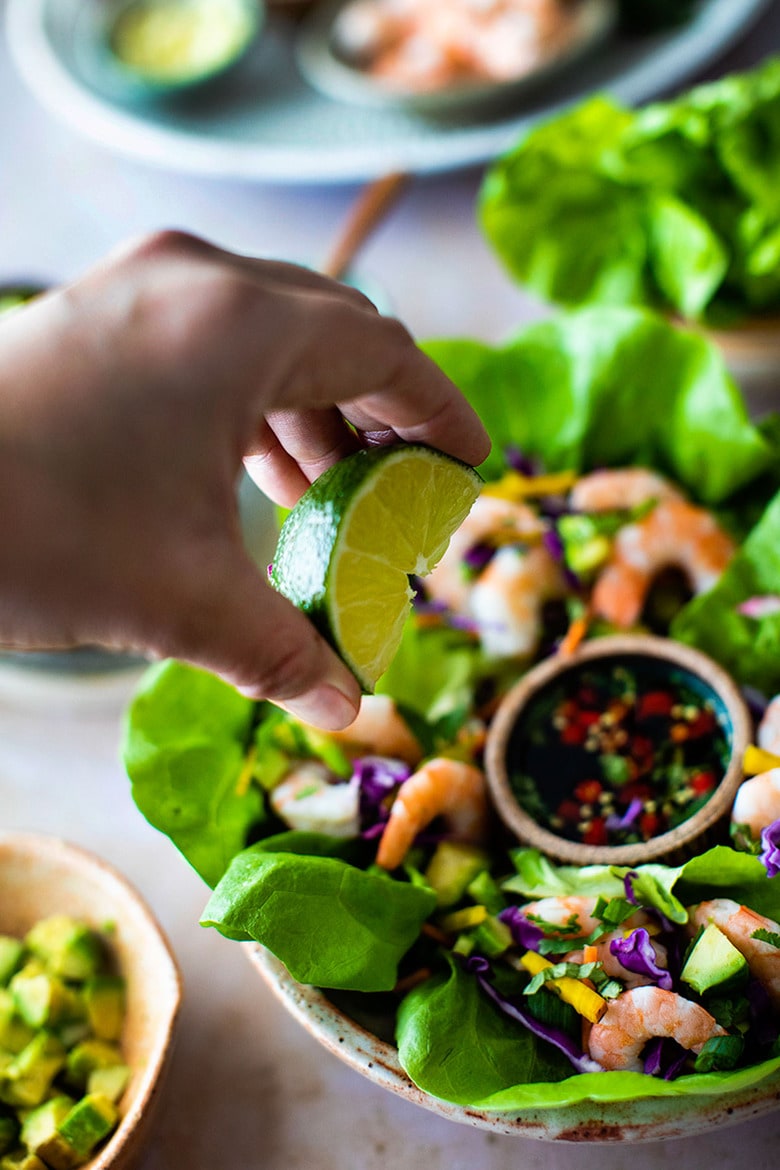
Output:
0,231,489,727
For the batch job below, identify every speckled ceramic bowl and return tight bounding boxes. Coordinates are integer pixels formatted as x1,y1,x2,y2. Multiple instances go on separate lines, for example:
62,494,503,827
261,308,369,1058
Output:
484,635,752,867
0,833,182,1170
245,943,780,1141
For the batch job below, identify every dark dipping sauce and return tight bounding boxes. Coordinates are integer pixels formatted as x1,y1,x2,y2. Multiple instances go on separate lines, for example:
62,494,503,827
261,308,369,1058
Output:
507,656,731,847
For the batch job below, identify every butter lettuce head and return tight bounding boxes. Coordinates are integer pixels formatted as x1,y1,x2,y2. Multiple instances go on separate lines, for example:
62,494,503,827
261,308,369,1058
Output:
479,56,780,322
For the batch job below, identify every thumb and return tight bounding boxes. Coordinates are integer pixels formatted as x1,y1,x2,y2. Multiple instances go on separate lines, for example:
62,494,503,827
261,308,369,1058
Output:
165,549,362,730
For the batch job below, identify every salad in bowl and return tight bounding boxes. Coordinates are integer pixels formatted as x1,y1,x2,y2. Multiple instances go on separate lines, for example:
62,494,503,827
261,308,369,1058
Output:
122,306,780,1134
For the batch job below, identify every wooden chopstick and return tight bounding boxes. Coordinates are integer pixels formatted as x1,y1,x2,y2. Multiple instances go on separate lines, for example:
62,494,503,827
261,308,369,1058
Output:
321,171,409,281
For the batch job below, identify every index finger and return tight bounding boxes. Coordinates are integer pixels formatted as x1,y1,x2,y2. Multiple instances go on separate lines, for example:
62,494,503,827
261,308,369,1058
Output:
339,343,491,468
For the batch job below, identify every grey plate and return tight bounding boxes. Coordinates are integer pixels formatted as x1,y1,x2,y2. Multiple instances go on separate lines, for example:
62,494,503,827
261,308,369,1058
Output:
6,0,774,183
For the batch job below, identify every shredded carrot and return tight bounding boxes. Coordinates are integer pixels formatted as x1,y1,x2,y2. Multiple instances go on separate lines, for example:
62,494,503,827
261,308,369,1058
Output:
559,612,590,658
582,944,599,965
743,744,780,775
394,968,433,995
415,612,445,630
421,922,452,946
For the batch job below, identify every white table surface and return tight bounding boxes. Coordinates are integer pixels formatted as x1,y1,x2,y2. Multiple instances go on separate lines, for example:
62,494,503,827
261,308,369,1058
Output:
2,2,780,1165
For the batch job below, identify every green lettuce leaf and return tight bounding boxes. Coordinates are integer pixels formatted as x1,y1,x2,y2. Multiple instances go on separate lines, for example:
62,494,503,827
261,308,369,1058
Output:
121,659,260,888
396,954,571,1104
479,57,780,321
201,837,436,991
470,1057,780,1110
424,308,772,500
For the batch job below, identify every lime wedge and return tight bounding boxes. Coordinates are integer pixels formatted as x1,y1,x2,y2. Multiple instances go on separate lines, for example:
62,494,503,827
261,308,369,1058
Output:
270,444,482,691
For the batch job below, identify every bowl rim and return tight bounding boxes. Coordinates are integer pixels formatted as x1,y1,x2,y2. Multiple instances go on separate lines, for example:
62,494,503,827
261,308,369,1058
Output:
245,940,780,1142
0,831,183,1170
483,633,752,866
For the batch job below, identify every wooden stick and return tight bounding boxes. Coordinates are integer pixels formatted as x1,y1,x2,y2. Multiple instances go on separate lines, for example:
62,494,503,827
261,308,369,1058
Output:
321,171,409,281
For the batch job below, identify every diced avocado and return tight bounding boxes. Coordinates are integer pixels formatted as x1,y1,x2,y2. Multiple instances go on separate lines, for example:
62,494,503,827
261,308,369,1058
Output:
24,919,103,983
86,1064,129,1104
10,973,83,1032
0,1034,66,1108
466,869,506,916
0,945,23,991
83,977,125,1042
681,923,749,996
54,1023,91,1052
63,1041,123,1093
424,842,490,909
56,1094,118,1161
0,1113,19,1156
19,1096,79,1170
0,1149,47,1170
470,915,514,959
0,993,34,1056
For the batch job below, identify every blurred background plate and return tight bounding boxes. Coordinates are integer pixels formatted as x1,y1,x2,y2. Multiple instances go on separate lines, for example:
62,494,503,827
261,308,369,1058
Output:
6,0,775,184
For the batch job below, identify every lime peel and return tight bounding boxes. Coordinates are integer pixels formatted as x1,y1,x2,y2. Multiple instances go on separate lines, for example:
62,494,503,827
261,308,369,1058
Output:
270,444,482,691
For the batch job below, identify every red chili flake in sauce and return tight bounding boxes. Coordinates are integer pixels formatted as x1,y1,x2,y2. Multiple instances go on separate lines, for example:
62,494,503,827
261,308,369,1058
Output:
510,660,731,848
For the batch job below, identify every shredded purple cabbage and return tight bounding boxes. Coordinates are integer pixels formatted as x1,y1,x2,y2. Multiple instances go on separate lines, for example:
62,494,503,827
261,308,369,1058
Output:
623,871,639,904
504,445,539,477
606,798,644,833
642,1037,689,1080
609,928,673,990
759,818,780,879
498,906,544,951
462,541,495,574
742,685,770,721
747,978,780,1047
355,757,411,837
737,595,780,619
464,955,603,1074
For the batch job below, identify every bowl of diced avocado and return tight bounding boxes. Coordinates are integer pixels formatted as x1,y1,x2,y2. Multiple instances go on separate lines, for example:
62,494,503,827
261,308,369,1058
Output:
0,833,181,1170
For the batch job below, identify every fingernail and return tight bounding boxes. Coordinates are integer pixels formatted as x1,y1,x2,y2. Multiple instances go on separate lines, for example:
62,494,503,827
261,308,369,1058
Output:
277,683,360,731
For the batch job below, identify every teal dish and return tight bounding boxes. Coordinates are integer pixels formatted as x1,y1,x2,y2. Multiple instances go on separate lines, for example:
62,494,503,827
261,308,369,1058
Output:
98,0,263,99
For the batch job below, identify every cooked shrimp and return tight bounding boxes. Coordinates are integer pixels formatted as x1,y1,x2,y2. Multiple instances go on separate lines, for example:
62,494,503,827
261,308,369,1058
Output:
269,762,360,839
425,492,546,613
690,899,780,1007
758,695,780,755
468,544,568,659
520,895,604,937
566,933,669,990
731,769,780,839
520,896,649,938
323,694,423,768
375,757,488,870
591,500,735,628
570,468,685,513
588,986,726,1072
334,0,580,91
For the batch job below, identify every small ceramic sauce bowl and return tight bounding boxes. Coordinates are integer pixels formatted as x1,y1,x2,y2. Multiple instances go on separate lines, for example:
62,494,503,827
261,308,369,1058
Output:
0,833,182,1170
484,635,751,867
98,0,263,99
